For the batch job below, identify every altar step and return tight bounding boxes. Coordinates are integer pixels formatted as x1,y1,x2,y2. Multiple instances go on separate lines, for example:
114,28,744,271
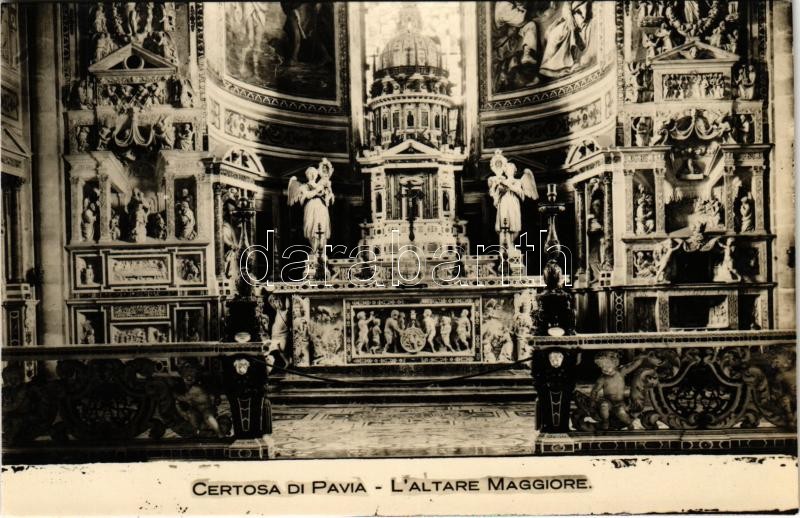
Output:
267,369,534,404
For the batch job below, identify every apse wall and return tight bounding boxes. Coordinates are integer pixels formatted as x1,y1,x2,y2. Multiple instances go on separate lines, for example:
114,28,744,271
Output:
203,3,352,166
475,1,618,157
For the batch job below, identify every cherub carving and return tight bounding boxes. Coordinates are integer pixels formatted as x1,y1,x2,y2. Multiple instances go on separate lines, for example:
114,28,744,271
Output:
589,351,658,430
174,362,223,437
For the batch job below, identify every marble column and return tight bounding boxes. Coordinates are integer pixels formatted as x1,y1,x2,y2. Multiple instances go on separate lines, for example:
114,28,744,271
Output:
601,172,613,269
623,170,634,234
723,163,737,232
30,3,66,344
574,183,586,278
97,173,110,241
165,173,176,238
214,184,224,275
69,176,84,244
751,165,765,231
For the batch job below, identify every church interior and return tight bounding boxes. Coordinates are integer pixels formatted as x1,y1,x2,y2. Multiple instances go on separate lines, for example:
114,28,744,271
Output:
0,1,796,462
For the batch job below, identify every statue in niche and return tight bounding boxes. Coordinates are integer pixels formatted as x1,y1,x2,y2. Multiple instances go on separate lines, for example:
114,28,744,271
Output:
150,213,167,240
739,192,754,232
634,184,655,234
713,237,741,282
174,78,195,108
625,62,651,103
109,212,122,240
180,258,200,281
153,115,175,150
81,318,96,344
127,189,150,243
488,150,538,256
735,64,757,100
737,114,754,144
81,190,100,242
587,197,604,234
287,158,334,261
175,124,194,151
81,262,96,285
75,79,94,110
632,117,652,147
654,238,682,283
76,126,91,153
176,198,197,241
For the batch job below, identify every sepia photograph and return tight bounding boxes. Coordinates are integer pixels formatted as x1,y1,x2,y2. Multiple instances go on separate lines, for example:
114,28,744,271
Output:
0,1,797,516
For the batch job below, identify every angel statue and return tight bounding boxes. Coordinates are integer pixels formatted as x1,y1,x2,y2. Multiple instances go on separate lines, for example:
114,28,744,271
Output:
487,150,538,256
288,158,335,262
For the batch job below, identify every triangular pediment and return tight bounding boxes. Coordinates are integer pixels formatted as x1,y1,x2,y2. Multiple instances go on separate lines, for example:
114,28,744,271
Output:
652,40,739,63
385,139,440,156
88,44,176,76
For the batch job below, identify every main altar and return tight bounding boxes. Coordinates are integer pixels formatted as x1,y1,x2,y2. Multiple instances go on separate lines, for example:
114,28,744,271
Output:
259,10,541,371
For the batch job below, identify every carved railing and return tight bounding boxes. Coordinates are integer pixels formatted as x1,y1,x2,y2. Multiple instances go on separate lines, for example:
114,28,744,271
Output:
531,330,797,454
1,343,271,463
1,331,795,462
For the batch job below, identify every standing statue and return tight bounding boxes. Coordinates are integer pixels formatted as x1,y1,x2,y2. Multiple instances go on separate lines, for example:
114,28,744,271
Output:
488,150,538,256
176,188,197,240
287,158,334,261
127,189,150,243
81,192,99,242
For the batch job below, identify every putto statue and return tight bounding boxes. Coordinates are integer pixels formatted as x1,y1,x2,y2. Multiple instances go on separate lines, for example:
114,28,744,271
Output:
488,150,538,255
288,158,334,261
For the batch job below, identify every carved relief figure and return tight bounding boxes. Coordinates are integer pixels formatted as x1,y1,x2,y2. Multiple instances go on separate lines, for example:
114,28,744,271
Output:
633,251,656,278
488,150,538,255
735,64,756,100
287,158,334,260
589,351,653,430
174,362,223,437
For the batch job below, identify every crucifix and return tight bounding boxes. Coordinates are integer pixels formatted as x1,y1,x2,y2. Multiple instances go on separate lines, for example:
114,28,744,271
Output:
399,182,425,242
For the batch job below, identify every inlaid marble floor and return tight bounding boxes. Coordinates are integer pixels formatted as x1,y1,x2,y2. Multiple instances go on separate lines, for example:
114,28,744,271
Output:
270,403,538,458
